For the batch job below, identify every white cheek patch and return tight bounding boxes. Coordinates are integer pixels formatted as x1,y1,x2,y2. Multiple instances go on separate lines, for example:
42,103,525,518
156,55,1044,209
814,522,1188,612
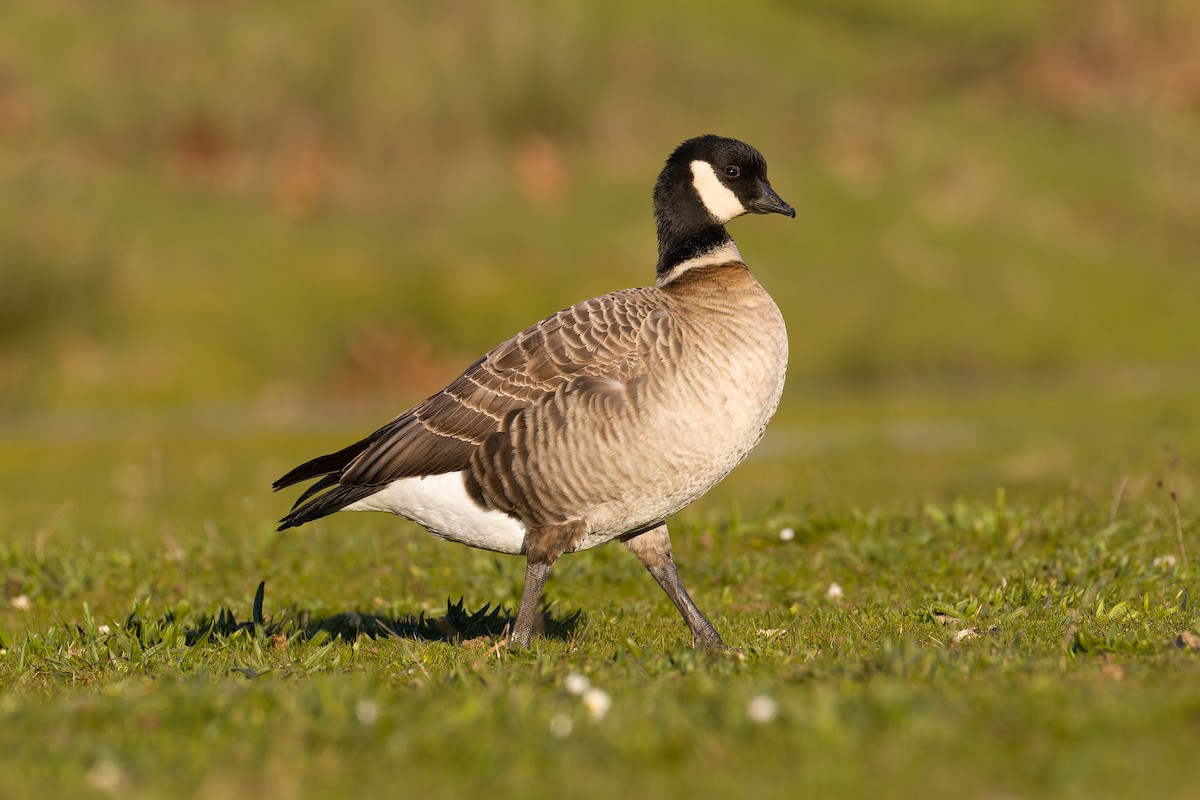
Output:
690,160,746,223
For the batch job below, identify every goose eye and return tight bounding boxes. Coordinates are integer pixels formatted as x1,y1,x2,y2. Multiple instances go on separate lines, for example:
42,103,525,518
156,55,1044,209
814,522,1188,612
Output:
724,166,740,178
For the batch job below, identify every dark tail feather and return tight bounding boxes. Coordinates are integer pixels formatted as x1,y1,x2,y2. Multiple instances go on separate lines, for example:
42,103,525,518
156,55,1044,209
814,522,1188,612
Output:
277,483,380,532
273,427,394,530
272,437,378,492
292,473,340,509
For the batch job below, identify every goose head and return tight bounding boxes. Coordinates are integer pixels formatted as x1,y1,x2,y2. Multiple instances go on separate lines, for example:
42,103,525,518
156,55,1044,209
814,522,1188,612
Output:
654,135,793,279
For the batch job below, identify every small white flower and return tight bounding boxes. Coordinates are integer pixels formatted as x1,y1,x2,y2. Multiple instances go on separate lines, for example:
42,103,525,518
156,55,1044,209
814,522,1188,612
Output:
86,759,122,794
7,595,32,611
746,694,778,724
582,687,612,721
779,527,795,542
563,672,590,696
825,582,844,601
549,712,573,738
355,699,380,726
97,624,111,635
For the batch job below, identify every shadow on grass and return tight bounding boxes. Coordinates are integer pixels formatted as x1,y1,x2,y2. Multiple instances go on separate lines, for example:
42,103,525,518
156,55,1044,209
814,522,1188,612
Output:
122,581,582,646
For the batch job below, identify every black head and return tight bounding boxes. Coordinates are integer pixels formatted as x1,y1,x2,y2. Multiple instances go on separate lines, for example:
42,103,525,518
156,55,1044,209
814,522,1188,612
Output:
654,135,793,278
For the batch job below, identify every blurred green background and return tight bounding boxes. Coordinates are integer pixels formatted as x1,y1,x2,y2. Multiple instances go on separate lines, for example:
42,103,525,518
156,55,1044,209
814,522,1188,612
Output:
1,0,1197,545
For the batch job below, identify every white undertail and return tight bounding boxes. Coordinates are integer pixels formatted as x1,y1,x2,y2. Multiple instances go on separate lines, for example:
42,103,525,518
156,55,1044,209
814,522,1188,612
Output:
345,471,528,554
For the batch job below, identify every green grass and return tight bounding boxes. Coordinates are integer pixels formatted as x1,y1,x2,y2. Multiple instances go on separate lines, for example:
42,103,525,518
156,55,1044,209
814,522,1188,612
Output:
1,496,1197,799
3,0,1199,410
3,0,1200,797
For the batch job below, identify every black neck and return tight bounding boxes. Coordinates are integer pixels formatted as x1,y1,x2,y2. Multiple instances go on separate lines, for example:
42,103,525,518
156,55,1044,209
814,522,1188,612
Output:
654,177,732,277
656,225,733,277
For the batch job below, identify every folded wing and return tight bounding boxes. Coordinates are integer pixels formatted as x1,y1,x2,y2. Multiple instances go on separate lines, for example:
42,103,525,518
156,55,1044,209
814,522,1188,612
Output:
274,288,668,530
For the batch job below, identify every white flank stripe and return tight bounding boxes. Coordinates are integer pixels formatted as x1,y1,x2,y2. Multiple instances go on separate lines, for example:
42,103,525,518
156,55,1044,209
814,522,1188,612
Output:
344,471,528,554
690,160,746,223
657,240,743,286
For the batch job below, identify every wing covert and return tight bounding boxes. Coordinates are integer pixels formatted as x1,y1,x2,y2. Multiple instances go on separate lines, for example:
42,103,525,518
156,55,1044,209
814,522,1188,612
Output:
339,288,669,487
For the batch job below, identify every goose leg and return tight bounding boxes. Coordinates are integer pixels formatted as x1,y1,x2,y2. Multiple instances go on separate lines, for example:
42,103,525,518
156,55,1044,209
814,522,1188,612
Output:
623,524,725,651
510,558,554,648
509,520,587,648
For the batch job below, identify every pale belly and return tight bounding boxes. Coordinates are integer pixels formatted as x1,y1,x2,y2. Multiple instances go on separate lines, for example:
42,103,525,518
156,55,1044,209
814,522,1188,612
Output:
572,371,785,548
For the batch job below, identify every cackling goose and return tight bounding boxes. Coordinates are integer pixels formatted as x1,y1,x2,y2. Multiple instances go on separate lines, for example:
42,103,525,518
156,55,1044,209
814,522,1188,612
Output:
274,134,794,649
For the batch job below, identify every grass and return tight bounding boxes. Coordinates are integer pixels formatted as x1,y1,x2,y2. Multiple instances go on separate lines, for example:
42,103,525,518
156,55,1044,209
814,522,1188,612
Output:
1,495,1197,799
2,0,1200,797
3,0,1199,410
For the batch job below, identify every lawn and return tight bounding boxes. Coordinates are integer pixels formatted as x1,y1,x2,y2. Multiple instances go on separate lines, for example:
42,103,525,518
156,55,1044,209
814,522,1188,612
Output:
1,494,1197,799
1,1,1199,798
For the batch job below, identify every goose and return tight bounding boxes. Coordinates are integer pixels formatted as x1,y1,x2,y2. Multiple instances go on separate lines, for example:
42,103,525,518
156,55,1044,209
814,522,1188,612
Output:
274,134,794,649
